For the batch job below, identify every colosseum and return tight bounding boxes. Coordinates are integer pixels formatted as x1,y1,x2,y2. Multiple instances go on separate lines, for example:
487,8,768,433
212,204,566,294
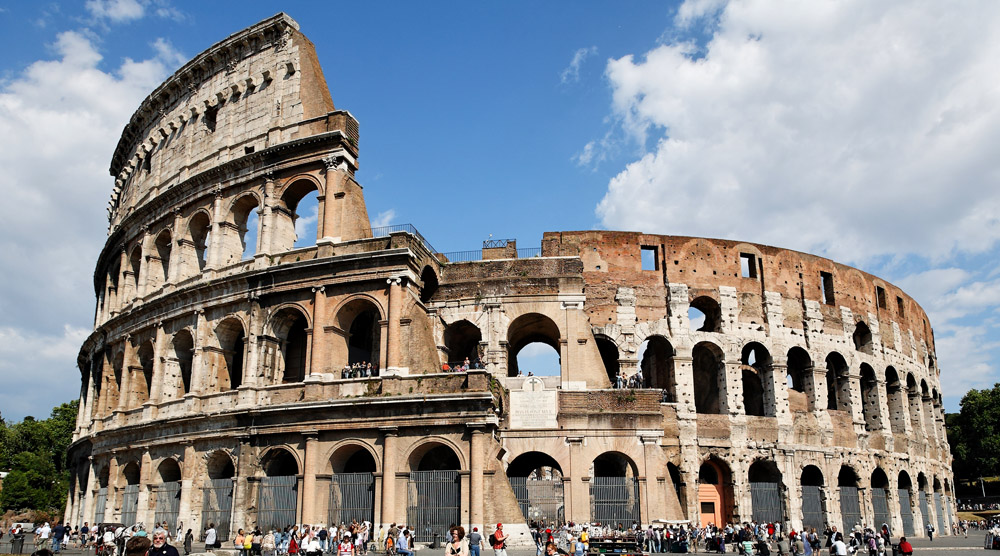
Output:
67,13,955,544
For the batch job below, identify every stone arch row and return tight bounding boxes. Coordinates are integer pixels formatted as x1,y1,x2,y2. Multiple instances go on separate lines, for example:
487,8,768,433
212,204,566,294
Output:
84,294,386,419
98,173,327,326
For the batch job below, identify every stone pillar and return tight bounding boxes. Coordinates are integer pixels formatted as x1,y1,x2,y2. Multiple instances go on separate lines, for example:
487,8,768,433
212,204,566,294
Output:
768,361,789,418
107,457,121,522
149,324,167,407
722,360,741,415
301,432,319,524
82,458,97,526
258,174,276,256
309,287,326,375
566,436,588,524
191,310,208,394
137,229,152,298
469,426,485,532
380,427,398,527
640,433,664,525
386,277,403,372
231,437,253,534
137,451,154,526
117,358,133,413
118,248,130,306
178,444,196,534
206,189,224,269
167,210,182,284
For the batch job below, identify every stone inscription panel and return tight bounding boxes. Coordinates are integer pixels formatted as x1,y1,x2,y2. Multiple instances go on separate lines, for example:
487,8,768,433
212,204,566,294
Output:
510,379,558,429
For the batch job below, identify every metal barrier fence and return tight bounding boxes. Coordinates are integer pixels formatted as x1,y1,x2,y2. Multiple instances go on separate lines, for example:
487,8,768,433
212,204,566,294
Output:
329,472,375,526
154,481,182,532
368,224,437,255
258,475,298,533
510,476,565,526
872,487,892,529
839,486,862,533
121,484,140,526
438,247,543,263
801,486,825,532
750,482,785,523
935,493,945,532
590,477,640,526
407,471,460,543
898,489,915,536
202,478,234,542
94,487,108,523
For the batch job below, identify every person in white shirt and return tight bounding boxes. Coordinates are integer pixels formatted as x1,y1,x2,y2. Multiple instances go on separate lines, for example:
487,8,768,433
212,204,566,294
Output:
204,524,218,552
831,533,848,556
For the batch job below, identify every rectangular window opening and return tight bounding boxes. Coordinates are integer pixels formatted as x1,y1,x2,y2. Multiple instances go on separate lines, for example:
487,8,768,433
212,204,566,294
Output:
876,286,887,309
821,271,835,305
896,296,905,317
641,246,658,271
740,253,758,278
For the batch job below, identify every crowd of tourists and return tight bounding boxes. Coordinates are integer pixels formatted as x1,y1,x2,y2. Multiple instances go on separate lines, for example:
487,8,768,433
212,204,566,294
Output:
442,358,484,372
958,500,1000,511
341,362,379,379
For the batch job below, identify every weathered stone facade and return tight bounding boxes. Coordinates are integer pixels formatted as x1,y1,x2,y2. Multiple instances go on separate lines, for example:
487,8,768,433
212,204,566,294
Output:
67,13,954,545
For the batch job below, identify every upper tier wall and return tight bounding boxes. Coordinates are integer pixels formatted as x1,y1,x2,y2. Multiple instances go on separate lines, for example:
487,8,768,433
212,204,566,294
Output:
106,13,343,231
542,230,937,369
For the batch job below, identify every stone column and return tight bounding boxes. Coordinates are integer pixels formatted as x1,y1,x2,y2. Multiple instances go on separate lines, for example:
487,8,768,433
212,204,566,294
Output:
82,458,97,526
178,444,196,534
722,360,742,415
309,287,327,375
149,324,167,407
231,437,253,534
379,427,398,527
258,174,276,257
386,277,403,372
118,248,131,306
107,457,121,522
136,451,154,526
117,358,133,413
469,426,485,532
768,361,789,417
566,436,588,524
301,432,319,524
191,310,208,394
167,210,183,284
206,189,224,269
137,228,152,298
640,433,663,525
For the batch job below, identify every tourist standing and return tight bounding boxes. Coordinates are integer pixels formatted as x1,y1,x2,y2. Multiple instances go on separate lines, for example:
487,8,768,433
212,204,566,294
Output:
468,527,483,556
491,524,507,556
204,523,218,553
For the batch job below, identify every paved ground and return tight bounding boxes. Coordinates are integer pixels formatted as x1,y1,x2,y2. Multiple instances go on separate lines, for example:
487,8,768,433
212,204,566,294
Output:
0,533,993,556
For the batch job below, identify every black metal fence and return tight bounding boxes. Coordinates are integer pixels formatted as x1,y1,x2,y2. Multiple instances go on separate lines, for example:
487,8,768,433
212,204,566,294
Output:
898,489,915,536
94,487,108,523
154,481,182,532
121,485,140,526
839,486,862,533
801,486,824,532
329,472,375,526
510,476,565,526
368,224,437,255
258,475,298,533
872,487,891,529
202,478,234,542
590,477,640,526
438,247,542,263
750,482,785,523
407,471,460,543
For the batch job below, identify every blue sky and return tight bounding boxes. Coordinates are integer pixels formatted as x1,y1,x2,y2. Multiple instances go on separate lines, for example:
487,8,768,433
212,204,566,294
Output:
1,0,999,420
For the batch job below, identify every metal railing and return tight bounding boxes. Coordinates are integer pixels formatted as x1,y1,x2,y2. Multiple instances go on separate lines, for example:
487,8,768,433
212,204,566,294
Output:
368,224,438,255
437,247,542,263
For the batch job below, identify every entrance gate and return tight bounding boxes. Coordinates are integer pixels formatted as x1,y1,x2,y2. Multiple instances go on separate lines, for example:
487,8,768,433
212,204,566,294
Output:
897,489,914,536
934,493,945,532
839,486,862,533
750,482,784,523
407,471,460,543
510,476,564,526
872,488,891,529
919,493,930,533
258,475,298,532
202,478,234,542
120,485,140,525
329,472,375,525
590,477,640,525
94,487,107,523
154,482,181,532
801,486,825,532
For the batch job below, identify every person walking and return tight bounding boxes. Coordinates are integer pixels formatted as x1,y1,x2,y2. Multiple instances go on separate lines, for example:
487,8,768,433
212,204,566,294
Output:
490,525,507,556
445,529,467,556
183,530,193,555
205,524,218,553
925,523,934,541
468,528,483,556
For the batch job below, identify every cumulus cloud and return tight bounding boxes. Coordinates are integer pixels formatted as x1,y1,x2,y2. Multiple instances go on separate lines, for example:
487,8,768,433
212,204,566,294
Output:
595,0,1000,265
85,0,145,22
560,46,598,84
371,209,396,229
0,30,182,419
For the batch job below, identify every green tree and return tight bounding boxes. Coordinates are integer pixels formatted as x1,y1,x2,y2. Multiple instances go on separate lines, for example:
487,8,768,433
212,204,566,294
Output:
0,400,78,513
948,383,1000,479
0,451,65,511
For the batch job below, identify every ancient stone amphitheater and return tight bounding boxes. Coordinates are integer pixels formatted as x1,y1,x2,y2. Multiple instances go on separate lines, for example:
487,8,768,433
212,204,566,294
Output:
67,13,955,544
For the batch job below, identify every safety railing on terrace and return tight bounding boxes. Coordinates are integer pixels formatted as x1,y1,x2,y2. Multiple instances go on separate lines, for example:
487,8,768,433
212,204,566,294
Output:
368,223,438,255
367,224,544,263
437,247,542,263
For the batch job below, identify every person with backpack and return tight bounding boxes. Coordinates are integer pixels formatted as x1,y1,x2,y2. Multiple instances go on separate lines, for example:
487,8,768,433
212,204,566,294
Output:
489,525,507,556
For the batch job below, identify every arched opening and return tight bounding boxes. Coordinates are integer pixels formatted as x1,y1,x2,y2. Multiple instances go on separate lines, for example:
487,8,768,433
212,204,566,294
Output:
741,342,772,417
689,296,722,332
932,476,945,534
188,212,212,272
104,262,120,318
419,265,439,304
224,194,260,264
275,180,320,252
120,461,141,525
860,364,882,431
135,341,154,406
443,320,482,368
838,466,862,533
152,230,172,288
407,443,461,542
898,471,915,536
203,452,235,542
329,445,377,526
258,448,299,533
853,321,873,354
885,367,906,433
667,463,685,514
801,465,826,532
825,352,851,412
154,459,182,532
871,468,891,529
507,313,561,377
693,342,724,414
128,247,142,301
906,374,923,435
698,458,732,528
591,452,640,526
786,347,812,412
640,336,676,402
94,466,110,522
215,318,246,391
917,472,932,534
335,299,382,369
921,380,935,442
170,330,194,399
595,335,622,386
748,460,785,523
272,308,309,383
507,452,564,527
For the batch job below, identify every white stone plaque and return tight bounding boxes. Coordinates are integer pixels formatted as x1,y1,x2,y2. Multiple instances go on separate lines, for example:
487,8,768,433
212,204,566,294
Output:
509,377,558,429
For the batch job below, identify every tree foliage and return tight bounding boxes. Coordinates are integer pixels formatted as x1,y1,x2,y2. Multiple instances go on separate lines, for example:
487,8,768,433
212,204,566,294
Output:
947,383,1000,479
0,400,78,512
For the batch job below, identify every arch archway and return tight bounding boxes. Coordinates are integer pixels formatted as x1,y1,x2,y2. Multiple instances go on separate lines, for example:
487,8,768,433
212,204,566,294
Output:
826,352,851,412
507,313,561,377
328,444,377,526
203,452,235,542
741,343,772,417
801,465,826,531
839,466,862,532
444,320,482,368
748,460,785,523
154,459,182,532
595,335,621,385
853,321,873,354
152,229,172,287
689,296,722,332
94,466,110,522
131,341,154,407
120,461,141,525
271,307,310,382
906,374,923,435
169,330,194,399
860,364,882,430
336,298,383,369
419,266,439,304
407,442,462,542
693,342,724,414
591,452,640,526
275,179,320,252
885,367,906,433
258,448,299,532
697,458,733,528
871,468,892,528
640,336,676,400
786,347,812,411
214,317,246,391
507,452,564,527
221,194,261,265
897,471,916,536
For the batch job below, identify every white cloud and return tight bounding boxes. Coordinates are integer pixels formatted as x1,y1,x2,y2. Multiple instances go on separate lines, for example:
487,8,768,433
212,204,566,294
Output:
595,0,1000,265
560,46,598,84
85,0,145,22
0,31,181,419
371,209,396,229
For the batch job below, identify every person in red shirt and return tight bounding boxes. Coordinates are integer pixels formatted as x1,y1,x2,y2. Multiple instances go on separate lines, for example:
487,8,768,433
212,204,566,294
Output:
897,537,913,556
